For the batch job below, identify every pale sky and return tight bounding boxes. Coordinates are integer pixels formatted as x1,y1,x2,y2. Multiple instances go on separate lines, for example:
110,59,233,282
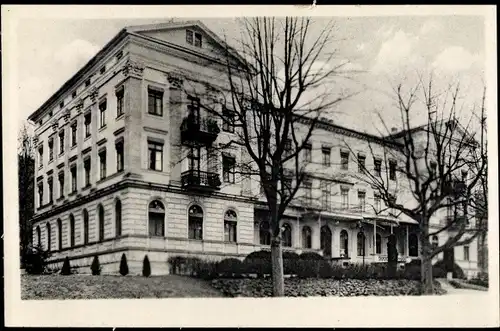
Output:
14,13,486,136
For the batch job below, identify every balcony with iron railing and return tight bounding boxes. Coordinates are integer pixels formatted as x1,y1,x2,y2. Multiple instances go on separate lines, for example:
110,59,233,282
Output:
181,169,221,192
180,114,220,145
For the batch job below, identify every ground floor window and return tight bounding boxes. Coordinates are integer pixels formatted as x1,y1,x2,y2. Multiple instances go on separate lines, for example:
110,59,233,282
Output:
149,200,165,237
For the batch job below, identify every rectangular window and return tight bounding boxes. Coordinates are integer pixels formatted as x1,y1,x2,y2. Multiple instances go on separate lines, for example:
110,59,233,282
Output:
38,146,43,168
72,91,77,99
303,179,312,203
284,139,292,156
59,101,64,109
99,100,107,128
340,151,349,170
321,182,331,210
341,187,349,208
99,151,107,179
148,89,163,116
358,191,366,211
116,141,124,172
430,161,437,176
70,165,77,193
71,123,77,147
222,107,235,133
84,158,91,187
100,66,106,74
58,172,64,198
463,246,470,261
148,141,163,171
374,194,381,213
322,147,331,166
84,113,91,138
303,143,312,163
194,32,202,47
188,218,203,240
85,79,91,87
48,177,53,203
188,146,200,172
389,161,397,180
116,88,124,117
149,212,164,237
223,155,236,183
358,154,366,173
48,139,54,161
186,29,194,44
224,221,237,243
374,158,382,177
58,130,65,154
38,183,43,207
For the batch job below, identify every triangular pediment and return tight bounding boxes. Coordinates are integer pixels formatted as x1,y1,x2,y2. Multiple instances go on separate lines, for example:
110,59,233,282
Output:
125,20,246,68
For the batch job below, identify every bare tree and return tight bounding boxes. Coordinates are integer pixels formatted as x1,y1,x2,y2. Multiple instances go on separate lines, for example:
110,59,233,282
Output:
342,75,487,294
172,18,357,296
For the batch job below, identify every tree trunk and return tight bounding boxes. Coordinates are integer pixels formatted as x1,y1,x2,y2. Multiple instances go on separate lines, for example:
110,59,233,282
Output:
271,236,285,297
421,257,434,294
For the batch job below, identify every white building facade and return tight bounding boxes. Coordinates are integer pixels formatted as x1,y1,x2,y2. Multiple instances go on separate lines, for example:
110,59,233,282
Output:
28,21,481,277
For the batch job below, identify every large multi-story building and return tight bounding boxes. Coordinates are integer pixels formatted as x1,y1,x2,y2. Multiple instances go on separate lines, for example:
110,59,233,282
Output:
28,21,482,277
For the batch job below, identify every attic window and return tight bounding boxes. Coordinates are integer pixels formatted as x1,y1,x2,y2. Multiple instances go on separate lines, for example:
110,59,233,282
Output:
100,66,106,74
59,101,64,109
72,91,77,99
186,29,202,48
85,79,91,87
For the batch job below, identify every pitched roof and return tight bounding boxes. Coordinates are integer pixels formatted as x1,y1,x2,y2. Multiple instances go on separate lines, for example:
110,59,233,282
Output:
28,20,249,122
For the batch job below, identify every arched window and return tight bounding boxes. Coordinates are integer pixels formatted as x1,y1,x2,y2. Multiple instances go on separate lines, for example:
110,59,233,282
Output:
148,200,165,237
115,199,122,237
35,226,41,248
46,222,52,251
357,231,366,256
282,223,292,247
409,233,419,257
69,214,75,247
376,233,382,254
259,221,271,245
98,204,105,242
224,209,237,242
302,226,312,249
340,230,349,257
320,225,332,257
188,205,203,240
57,218,63,250
431,235,439,249
83,209,89,244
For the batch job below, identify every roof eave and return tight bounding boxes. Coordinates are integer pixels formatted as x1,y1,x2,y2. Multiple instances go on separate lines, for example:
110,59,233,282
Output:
27,28,129,122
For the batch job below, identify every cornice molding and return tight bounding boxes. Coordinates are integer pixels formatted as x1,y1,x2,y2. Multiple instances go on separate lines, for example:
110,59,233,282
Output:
122,59,145,79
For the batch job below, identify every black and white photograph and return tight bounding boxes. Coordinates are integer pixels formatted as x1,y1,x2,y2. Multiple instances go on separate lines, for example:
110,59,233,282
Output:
3,4,498,327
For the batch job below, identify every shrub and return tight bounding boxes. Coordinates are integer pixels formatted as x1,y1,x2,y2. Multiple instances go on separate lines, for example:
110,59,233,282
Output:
142,255,151,277
168,256,187,275
90,255,101,275
296,259,322,279
195,260,218,280
217,258,244,278
245,250,271,261
433,260,465,279
119,253,129,276
60,256,71,275
299,252,324,260
22,245,51,275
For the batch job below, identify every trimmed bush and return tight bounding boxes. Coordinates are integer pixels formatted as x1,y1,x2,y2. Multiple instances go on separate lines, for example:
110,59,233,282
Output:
142,255,151,277
433,260,465,279
60,256,71,275
299,252,324,260
168,256,187,275
217,258,244,278
90,255,101,275
245,250,271,261
119,253,129,276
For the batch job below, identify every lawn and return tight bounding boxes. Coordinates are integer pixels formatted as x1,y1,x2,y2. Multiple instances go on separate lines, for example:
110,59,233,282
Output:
21,274,226,300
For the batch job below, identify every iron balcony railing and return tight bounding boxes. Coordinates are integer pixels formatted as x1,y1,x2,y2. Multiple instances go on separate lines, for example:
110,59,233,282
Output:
181,169,221,190
180,115,220,145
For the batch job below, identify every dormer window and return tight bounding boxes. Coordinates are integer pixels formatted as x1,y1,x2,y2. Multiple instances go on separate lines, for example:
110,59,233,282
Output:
59,101,64,109
186,29,202,48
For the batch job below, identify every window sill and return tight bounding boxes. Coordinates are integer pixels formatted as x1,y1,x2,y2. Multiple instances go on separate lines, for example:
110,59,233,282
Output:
69,191,77,197
71,144,77,150
97,177,107,184
58,153,65,157
147,168,164,173
116,114,124,121
84,136,91,141
48,159,54,165
57,196,65,202
82,184,92,191
99,125,107,132
146,112,163,118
